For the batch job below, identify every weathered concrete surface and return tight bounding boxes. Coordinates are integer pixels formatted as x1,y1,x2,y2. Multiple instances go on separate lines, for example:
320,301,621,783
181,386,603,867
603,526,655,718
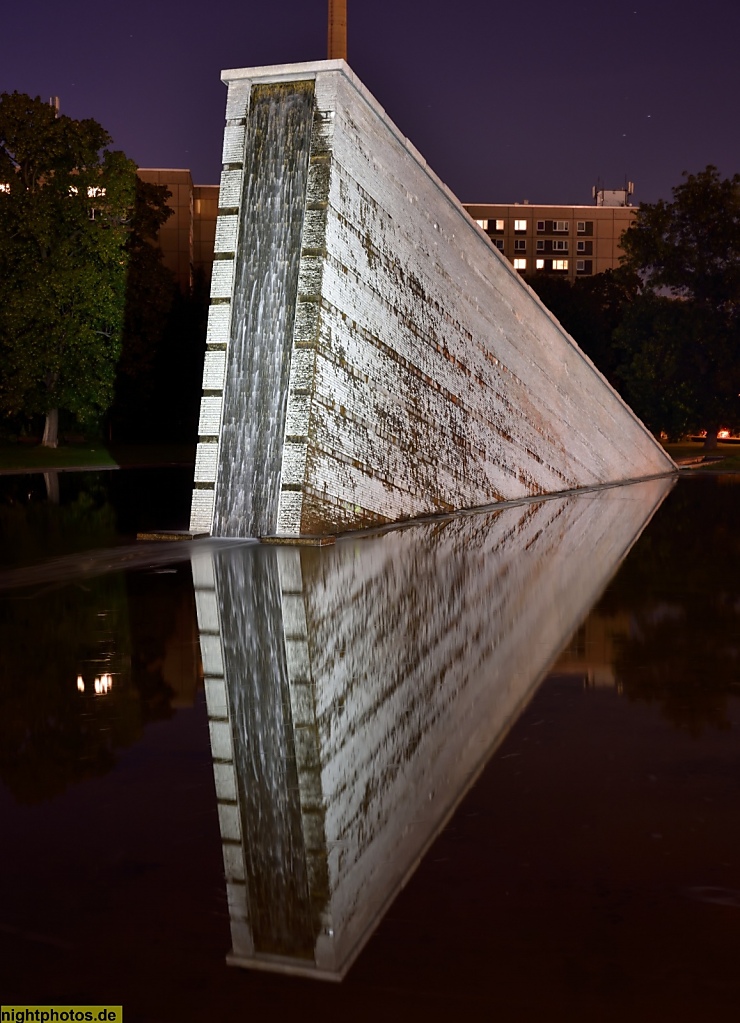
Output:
190,59,675,538
192,476,674,979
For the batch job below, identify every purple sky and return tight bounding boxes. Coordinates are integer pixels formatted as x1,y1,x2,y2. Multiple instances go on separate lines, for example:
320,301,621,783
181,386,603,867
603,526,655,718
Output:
3,0,739,206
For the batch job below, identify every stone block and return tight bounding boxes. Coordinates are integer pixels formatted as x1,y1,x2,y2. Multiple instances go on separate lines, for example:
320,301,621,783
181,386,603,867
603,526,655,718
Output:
194,442,218,483
198,397,223,436
195,588,220,633
202,351,226,391
206,304,231,344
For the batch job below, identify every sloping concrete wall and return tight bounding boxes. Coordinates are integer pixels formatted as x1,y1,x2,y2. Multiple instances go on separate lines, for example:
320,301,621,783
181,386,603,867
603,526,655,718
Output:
190,59,674,538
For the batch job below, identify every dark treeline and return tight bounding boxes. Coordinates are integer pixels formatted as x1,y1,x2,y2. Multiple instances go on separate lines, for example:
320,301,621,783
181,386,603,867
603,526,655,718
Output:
526,165,740,447
595,476,740,735
109,176,208,445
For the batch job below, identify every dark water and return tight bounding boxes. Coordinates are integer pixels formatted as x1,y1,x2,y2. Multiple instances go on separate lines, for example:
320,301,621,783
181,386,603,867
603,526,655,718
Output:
2,471,740,1021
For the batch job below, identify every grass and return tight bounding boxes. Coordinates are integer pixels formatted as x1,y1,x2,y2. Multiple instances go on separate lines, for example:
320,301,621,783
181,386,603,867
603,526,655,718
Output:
664,441,740,471
0,441,195,472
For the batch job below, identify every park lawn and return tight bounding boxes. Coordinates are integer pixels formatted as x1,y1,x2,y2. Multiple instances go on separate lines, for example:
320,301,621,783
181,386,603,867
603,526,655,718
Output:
0,442,195,472
694,451,740,471
664,441,740,470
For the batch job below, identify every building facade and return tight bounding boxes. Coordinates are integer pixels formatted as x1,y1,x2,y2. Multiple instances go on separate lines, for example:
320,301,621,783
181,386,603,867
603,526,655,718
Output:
137,169,219,292
462,201,637,281
137,171,636,291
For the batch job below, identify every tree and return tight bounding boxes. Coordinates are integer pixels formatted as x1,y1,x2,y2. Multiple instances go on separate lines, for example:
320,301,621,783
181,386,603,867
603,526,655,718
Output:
110,176,177,440
525,268,640,385
0,92,137,446
595,477,740,735
618,166,740,446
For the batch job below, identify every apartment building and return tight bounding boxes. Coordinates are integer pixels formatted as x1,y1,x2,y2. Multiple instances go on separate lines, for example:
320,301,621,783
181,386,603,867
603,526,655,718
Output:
463,196,637,281
135,171,637,291
137,169,219,292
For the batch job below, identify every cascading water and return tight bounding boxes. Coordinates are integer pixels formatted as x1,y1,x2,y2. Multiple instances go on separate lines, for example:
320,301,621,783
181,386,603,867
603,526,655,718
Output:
214,545,320,958
213,81,315,537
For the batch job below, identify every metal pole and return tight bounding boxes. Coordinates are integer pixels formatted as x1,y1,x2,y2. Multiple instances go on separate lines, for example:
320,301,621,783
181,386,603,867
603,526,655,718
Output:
327,0,347,61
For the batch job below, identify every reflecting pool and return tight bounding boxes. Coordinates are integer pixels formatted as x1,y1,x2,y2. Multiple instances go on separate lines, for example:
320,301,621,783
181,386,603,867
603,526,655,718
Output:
2,471,740,1021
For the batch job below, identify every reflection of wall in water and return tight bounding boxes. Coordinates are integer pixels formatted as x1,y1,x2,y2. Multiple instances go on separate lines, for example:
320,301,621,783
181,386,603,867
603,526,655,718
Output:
553,610,632,689
193,478,672,979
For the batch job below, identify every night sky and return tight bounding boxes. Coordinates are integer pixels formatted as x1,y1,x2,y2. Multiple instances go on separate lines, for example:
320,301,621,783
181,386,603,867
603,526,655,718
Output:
3,0,739,206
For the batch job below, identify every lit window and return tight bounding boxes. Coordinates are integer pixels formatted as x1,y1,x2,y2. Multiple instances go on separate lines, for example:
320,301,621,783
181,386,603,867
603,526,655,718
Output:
0,182,10,194
514,257,527,270
536,259,545,269
553,259,568,270
87,186,106,198
515,239,526,251
514,219,527,232
553,220,569,232
553,240,568,252
536,220,545,231
577,240,585,252
577,221,586,233
476,219,489,229
494,219,505,231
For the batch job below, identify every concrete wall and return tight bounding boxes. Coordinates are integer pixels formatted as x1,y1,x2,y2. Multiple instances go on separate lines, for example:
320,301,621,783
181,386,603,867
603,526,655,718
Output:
190,60,674,538
192,476,674,978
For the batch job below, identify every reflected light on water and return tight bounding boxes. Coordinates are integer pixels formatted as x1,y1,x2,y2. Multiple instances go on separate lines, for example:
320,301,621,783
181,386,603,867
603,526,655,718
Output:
93,673,113,695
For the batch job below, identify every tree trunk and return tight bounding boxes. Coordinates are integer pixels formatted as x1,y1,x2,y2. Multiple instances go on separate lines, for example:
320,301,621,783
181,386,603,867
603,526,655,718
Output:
703,427,719,451
43,471,60,504
42,408,59,448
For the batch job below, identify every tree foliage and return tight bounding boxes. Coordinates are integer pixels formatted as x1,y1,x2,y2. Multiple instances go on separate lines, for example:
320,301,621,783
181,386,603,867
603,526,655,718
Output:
111,177,177,437
0,92,137,445
526,268,640,385
617,166,740,443
596,476,740,735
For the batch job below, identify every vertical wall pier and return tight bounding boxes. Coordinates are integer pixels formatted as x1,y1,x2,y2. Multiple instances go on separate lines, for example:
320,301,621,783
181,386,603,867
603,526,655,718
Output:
212,82,315,538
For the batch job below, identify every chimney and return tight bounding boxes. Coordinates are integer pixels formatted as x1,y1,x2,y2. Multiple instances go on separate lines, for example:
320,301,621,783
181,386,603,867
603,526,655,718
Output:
328,0,347,61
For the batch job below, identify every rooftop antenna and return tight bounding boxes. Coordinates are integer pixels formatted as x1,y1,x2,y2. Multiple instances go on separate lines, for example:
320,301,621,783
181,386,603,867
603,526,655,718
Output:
328,0,347,61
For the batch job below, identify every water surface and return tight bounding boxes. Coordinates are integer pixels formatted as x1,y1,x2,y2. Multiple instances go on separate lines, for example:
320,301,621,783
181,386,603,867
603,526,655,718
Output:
2,472,740,1021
